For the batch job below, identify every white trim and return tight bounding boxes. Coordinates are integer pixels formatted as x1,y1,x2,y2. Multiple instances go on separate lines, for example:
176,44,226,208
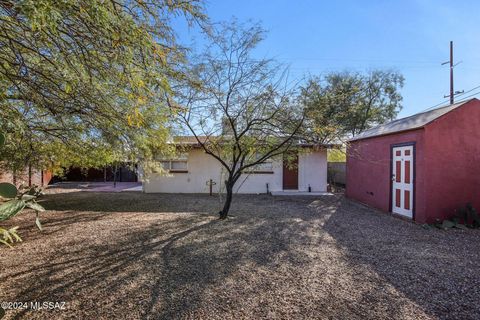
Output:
391,145,414,218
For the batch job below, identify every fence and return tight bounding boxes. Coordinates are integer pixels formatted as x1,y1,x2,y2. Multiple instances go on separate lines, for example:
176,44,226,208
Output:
327,162,346,186
0,167,52,187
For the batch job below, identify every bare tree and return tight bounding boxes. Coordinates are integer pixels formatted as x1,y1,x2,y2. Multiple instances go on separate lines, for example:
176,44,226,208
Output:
168,21,304,219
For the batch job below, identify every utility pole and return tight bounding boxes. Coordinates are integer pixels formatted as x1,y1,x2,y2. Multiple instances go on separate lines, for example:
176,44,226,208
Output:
442,41,463,104
449,41,454,104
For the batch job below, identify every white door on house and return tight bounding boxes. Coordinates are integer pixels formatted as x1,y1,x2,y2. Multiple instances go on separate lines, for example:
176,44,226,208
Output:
391,145,414,218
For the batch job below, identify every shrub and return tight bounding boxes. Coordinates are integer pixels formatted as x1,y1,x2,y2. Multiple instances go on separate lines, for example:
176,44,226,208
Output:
428,203,480,230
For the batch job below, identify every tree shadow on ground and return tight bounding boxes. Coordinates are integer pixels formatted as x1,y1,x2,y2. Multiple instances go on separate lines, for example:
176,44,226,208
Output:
322,198,480,320
2,193,476,319
1,194,321,319
40,191,225,213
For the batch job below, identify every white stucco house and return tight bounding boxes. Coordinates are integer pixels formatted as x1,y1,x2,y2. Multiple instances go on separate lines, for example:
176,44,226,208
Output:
142,136,330,194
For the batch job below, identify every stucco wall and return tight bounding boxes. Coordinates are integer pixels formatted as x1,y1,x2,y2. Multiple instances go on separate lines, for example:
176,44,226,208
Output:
298,150,328,192
143,148,327,194
233,158,283,194
424,99,480,222
346,129,426,221
143,149,223,194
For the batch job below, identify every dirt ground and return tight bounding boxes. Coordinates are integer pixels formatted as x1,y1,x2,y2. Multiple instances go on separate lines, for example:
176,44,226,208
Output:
1,190,479,319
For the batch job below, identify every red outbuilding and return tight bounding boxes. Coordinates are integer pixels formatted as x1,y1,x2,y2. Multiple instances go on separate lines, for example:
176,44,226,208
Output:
346,98,480,223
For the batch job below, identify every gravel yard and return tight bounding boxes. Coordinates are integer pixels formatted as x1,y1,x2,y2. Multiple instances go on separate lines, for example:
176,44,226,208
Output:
1,191,479,319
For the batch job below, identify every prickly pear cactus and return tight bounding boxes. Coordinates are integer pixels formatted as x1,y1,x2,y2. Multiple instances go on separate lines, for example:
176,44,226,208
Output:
0,132,45,247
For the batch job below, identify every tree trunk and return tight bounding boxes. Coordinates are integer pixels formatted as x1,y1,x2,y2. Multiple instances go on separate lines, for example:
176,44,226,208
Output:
28,163,32,187
113,163,118,188
219,181,234,219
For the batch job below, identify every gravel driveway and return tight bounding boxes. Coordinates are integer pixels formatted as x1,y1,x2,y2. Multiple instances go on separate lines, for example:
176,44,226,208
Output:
1,191,479,319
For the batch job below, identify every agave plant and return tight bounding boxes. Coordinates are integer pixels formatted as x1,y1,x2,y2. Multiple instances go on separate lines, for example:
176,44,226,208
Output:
0,132,45,247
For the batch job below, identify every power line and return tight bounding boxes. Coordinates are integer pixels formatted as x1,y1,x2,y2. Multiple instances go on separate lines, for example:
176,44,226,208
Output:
273,56,440,64
420,83,480,112
421,98,451,112
455,84,480,97
453,90,480,101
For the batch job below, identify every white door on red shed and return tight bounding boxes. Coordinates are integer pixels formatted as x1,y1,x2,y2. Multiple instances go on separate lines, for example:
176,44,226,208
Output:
391,145,414,218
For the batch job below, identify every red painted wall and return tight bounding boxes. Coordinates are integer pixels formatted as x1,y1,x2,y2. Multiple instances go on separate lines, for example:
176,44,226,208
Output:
346,99,480,224
424,99,480,222
346,129,427,221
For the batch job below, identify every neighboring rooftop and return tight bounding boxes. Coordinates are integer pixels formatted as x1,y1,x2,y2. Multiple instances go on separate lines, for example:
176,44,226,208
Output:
170,136,338,148
350,99,476,141
171,136,209,145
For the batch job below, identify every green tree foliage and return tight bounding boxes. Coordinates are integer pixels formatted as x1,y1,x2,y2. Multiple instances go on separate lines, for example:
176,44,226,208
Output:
0,132,45,247
300,70,404,143
327,149,346,162
0,0,205,173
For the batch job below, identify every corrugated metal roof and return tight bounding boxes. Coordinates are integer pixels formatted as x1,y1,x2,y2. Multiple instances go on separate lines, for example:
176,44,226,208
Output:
350,99,474,141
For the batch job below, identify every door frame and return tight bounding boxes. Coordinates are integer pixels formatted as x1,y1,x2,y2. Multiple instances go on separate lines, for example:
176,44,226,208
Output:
389,142,416,220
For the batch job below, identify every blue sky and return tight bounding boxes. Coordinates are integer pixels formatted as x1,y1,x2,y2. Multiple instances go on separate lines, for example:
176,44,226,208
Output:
176,0,480,117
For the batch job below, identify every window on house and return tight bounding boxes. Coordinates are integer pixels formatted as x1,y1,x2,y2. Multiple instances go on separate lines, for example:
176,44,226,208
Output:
171,160,188,171
246,153,273,173
159,154,188,172
253,161,273,172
